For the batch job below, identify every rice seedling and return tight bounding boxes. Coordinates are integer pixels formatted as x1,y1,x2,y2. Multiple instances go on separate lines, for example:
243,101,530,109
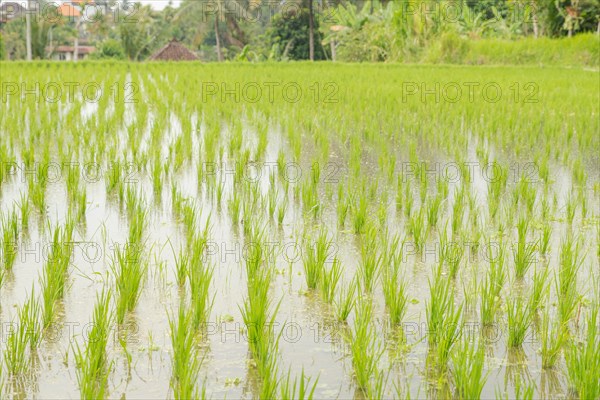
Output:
335,278,357,322
556,236,584,324
382,255,409,326
73,289,113,399
172,246,190,287
358,225,382,293
427,194,443,228
540,306,566,369
565,306,600,399
530,264,550,312
4,315,30,376
408,208,427,252
301,178,320,218
187,258,214,332
320,257,342,304
40,222,75,327
513,217,538,279
17,192,30,230
446,240,464,279
347,298,384,395
112,243,148,324
565,193,577,224
277,196,288,225
351,189,368,234
228,189,241,224
451,336,488,399
169,303,203,400
507,295,533,347
302,229,331,290
20,289,42,350
426,265,460,347
280,367,319,400
539,223,551,255
1,208,19,270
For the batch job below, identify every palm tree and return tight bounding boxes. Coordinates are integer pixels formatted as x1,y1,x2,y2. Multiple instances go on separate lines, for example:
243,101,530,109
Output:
175,0,254,61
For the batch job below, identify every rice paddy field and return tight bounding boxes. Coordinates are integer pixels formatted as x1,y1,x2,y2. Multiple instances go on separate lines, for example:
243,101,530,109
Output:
0,62,599,399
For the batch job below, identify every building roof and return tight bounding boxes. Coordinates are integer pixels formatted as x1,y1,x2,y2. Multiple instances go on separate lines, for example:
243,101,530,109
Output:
149,39,199,61
57,4,81,17
54,45,96,54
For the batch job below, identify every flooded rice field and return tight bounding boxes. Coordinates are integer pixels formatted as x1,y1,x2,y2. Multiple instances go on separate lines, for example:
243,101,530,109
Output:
0,63,599,399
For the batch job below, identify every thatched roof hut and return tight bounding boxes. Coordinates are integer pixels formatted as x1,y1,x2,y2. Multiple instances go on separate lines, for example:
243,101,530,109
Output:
149,39,198,61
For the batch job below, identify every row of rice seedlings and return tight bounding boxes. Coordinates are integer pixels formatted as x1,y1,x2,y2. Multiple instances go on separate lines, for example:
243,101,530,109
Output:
169,303,205,400
1,208,19,271
347,298,385,397
40,220,75,327
240,225,281,397
73,289,113,399
565,306,600,399
451,335,488,399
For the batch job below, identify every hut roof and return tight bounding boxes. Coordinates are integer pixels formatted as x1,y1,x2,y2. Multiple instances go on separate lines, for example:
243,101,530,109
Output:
149,39,198,61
